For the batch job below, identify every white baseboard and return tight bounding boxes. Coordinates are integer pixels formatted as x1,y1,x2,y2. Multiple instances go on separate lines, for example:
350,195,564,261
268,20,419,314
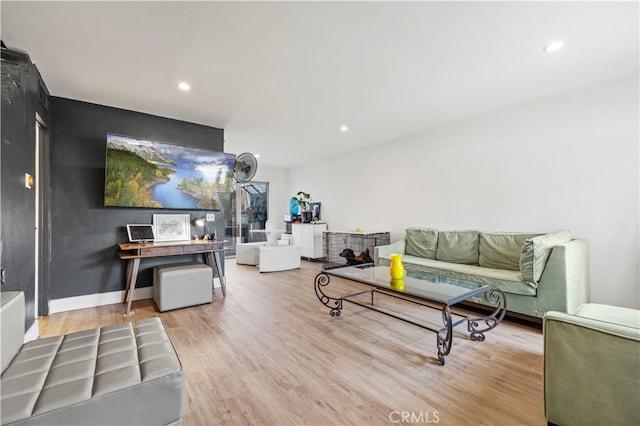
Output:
48,287,154,314
48,279,222,314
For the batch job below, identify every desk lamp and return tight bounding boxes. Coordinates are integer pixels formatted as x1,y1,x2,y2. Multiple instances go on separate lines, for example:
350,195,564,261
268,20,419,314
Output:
192,216,206,239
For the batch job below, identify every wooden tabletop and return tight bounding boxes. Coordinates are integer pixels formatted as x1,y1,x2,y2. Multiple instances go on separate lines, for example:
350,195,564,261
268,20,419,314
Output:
118,239,227,259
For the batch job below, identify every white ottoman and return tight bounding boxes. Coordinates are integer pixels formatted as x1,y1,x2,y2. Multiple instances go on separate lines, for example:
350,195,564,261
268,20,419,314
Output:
259,245,301,272
153,263,212,312
235,242,267,265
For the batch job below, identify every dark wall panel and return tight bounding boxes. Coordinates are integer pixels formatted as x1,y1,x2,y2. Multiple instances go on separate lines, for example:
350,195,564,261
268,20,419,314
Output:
50,98,224,299
1,49,50,330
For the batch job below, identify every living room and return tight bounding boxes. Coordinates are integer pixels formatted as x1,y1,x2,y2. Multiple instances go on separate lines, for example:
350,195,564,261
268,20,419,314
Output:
1,1,638,425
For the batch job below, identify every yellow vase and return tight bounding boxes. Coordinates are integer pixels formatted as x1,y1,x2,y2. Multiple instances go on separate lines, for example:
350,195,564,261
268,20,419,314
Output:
389,253,405,279
390,278,405,291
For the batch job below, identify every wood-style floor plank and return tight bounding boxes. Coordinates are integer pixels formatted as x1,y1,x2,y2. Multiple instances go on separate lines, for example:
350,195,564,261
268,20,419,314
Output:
37,260,545,425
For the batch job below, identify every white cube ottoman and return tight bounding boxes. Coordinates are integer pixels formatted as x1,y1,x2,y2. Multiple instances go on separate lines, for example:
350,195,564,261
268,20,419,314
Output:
153,263,212,312
258,245,301,272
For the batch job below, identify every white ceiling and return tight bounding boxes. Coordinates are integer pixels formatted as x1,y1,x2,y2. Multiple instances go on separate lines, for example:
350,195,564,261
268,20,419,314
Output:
2,1,638,167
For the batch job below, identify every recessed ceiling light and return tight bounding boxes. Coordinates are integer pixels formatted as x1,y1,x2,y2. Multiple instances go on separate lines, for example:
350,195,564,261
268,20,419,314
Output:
340,125,349,132
543,41,564,53
254,153,260,158
178,82,191,91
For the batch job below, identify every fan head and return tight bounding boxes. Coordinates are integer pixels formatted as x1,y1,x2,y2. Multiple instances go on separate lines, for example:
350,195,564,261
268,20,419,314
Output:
234,152,258,183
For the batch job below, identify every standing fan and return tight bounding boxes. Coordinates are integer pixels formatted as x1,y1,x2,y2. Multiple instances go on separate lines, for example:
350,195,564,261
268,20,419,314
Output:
234,152,258,183
233,153,258,243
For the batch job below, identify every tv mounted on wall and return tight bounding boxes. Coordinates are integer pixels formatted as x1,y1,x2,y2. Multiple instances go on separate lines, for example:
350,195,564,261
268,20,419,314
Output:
104,133,235,210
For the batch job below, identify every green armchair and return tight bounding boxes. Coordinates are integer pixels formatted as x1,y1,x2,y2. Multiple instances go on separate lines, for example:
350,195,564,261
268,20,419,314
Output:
543,304,640,426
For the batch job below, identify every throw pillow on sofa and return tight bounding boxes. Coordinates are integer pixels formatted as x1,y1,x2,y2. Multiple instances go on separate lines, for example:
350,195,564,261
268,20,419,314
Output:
520,230,572,287
479,232,541,271
436,230,479,265
405,227,438,259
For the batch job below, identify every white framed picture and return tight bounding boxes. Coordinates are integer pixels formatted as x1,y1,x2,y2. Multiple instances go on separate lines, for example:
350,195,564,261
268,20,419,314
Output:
153,214,191,242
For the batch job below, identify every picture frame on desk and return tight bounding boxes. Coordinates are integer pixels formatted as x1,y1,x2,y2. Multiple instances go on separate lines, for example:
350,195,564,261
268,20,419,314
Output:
153,214,191,242
310,202,321,221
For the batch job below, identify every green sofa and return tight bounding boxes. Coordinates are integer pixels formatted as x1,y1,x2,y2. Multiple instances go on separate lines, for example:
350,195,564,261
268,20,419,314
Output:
374,228,590,318
544,304,640,425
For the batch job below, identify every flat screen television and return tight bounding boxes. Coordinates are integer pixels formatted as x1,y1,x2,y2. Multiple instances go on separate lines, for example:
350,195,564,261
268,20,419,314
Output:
104,133,235,210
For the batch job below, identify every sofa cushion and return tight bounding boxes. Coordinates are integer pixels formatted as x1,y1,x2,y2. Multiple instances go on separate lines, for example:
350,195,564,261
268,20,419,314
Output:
383,254,536,296
436,230,479,265
479,232,541,271
520,230,571,286
405,227,438,259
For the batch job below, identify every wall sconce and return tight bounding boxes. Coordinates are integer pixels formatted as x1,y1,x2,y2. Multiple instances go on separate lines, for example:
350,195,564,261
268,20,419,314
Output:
25,173,34,189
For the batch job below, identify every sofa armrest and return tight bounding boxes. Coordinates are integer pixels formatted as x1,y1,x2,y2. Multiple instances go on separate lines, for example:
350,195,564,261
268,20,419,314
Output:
1,291,25,374
543,308,640,425
536,238,589,315
544,308,640,340
374,239,406,263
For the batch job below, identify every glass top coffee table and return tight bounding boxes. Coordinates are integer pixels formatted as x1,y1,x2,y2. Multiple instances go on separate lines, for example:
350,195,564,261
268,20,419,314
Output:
314,264,506,364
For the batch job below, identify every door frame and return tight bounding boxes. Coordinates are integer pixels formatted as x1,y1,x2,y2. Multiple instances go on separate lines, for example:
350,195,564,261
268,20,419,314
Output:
35,113,50,316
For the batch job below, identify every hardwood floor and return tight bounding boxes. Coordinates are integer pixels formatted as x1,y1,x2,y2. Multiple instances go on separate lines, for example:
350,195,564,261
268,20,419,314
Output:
38,260,546,425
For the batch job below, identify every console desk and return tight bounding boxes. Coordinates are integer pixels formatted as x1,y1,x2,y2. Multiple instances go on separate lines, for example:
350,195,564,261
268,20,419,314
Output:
118,240,227,315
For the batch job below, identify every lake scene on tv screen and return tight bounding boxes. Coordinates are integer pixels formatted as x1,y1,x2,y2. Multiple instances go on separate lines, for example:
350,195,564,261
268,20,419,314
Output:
105,133,235,210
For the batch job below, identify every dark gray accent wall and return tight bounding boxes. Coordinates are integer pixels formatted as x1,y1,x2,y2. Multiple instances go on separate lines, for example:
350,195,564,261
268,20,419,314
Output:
1,48,50,330
50,97,225,299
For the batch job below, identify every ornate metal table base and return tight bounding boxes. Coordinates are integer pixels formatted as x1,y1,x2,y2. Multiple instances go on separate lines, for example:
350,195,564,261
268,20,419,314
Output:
467,290,507,342
314,272,507,365
436,306,453,364
314,272,343,317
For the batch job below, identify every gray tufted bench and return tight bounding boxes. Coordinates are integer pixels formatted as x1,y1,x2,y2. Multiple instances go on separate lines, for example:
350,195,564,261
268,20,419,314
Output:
1,291,184,425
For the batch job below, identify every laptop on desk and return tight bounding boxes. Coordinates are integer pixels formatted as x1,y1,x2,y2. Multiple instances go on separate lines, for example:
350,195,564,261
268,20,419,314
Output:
126,224,156,243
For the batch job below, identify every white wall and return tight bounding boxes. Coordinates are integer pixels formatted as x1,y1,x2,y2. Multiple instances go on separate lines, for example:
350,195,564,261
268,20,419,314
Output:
289,76,639,309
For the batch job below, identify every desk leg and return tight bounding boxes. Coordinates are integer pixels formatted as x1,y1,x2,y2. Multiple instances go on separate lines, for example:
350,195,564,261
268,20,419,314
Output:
213,250,226,296
206,251,226,297
124,258,140,315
